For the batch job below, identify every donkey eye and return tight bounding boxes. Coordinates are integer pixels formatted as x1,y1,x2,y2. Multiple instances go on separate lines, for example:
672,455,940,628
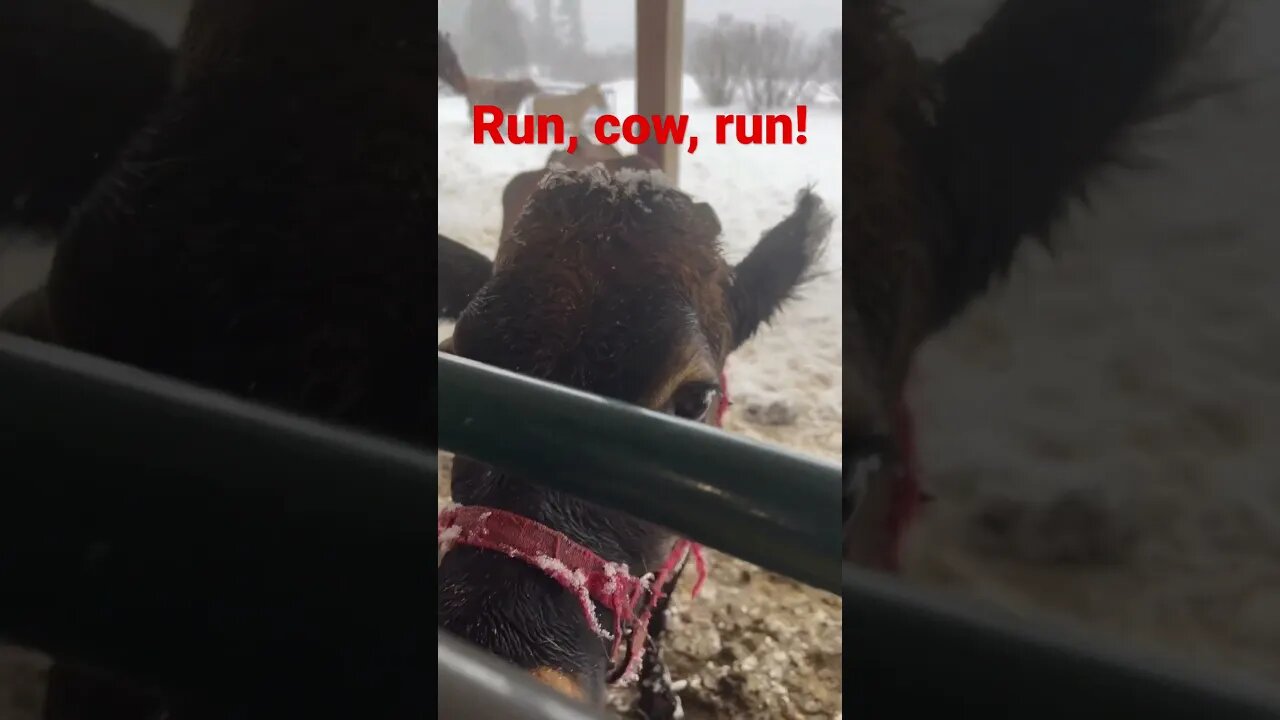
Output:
671,382,720,421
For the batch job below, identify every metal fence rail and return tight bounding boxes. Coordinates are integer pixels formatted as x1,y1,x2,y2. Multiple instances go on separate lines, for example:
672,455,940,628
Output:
841,563,1280,718
438,352,843,594
439,563,1280,719
0,332,435,716
6,335,1277,718
439,630,611,720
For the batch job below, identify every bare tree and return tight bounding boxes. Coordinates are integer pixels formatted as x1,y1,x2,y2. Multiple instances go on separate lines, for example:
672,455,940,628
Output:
530,0,557,72
462,0,528,78
821,28,841,101
738,18,820,113
689,15,750,107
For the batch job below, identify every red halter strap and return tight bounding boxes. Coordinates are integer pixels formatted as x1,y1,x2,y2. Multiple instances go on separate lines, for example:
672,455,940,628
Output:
436,371,728,684
437,504,706,685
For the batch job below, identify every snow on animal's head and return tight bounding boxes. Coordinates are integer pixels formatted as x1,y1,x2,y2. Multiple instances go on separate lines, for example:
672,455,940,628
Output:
511,166,721,264
454,164,830,411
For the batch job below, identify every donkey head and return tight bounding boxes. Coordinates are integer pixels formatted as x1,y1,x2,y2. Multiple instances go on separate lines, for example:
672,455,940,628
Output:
439,166,831,700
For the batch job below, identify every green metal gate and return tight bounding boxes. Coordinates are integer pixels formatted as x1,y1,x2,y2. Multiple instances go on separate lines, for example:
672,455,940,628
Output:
2,333,1279,718
436,352,1280,720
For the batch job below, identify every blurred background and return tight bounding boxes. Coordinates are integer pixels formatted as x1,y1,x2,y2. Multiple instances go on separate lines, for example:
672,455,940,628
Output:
899,0,1280,694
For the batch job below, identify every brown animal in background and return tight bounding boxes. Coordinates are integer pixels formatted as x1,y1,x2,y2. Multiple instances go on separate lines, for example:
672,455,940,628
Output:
842,0,1231,570
437,31,467,95
466,77,539,113
531,83,608,135
545,135,623,169
499,154,660,245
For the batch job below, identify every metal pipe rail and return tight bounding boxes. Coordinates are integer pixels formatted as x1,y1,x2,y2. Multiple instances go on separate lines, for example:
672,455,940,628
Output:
842,563,1280,718
0,333,435,716
438,565,1280,719
438,352,843,594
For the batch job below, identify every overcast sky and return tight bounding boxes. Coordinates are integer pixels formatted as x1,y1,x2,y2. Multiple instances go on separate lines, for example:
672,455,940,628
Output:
507,0,842,51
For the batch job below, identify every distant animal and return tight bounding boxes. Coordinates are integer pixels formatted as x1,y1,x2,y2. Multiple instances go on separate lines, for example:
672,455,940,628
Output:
437,31,467,95
532,83,608,135
499,154,660,245
466,77,540,114
546,135,624,169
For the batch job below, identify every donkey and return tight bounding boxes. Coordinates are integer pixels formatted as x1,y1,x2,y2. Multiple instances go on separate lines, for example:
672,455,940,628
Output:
531,83,609,135
438,167,831,716
466,76,541,114
437,30,468,96
844,0,1232,568
499,154,661,245
0,0,173,235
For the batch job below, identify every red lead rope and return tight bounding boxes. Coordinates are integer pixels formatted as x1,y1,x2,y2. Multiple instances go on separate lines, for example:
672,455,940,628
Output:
437,371,729,685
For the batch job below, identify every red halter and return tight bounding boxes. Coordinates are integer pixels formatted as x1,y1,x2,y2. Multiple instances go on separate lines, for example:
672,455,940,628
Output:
437,505,706,684
437,372,729,684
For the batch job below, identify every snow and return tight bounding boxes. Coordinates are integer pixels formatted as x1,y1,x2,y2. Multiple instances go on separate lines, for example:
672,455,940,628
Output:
437,524,462,566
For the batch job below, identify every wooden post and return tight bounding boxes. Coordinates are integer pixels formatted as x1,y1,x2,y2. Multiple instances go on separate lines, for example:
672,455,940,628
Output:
635,0,685,185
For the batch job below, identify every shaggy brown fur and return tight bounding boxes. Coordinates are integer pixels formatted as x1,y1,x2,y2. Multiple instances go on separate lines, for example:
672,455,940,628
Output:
499,154,660,245
466,76,540,113
0,0,173,235
50,0,433,445
437,234,492,320
844,0,1232,565
440,167,831,714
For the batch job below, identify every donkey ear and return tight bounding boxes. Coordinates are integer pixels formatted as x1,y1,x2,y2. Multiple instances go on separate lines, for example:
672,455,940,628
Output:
925,0,1230,330
692,202,722,237
727,188,832,349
